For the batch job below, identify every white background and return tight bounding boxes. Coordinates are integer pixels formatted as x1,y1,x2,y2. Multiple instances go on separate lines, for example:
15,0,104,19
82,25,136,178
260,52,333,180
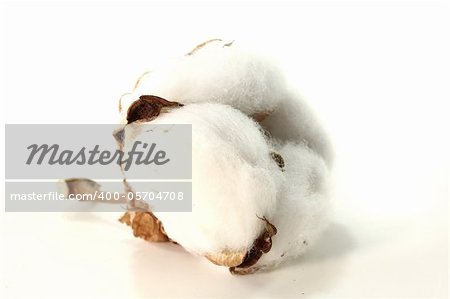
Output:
0,1,448,298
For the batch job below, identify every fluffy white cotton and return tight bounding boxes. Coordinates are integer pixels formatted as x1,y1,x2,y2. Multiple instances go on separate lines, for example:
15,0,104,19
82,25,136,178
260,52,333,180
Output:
261,91,334,165
119,40,286,119
256,142,330,269
120,40,332,165
123,103,284,255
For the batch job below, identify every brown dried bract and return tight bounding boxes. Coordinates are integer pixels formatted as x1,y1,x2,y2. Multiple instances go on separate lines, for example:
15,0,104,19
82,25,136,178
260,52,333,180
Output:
186,38,223,56
126,95,183,124
118,71,151,113
119,180,172,243
205,249,247,267
229,216,277,275
119,211,169,242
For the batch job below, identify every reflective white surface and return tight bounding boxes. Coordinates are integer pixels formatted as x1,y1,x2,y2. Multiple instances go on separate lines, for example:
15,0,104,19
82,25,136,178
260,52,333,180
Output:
0,1,448,298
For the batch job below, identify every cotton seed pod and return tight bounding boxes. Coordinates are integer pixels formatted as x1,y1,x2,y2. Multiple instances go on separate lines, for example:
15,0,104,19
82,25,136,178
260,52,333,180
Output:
121,102,285,270
113,40,333,274
58,40,332,274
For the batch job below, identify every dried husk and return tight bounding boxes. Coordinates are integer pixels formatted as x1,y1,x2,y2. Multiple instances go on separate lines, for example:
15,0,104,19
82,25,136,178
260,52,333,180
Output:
229,216,277,275
119,211,169,242
186,38,229,56
205,249,247,267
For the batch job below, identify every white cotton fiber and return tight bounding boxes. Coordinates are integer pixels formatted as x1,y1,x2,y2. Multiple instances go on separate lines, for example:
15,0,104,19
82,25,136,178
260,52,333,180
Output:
120,40,332,165
123,103,284,255
256,142,330,269
120,40,287,119
261,91,334,165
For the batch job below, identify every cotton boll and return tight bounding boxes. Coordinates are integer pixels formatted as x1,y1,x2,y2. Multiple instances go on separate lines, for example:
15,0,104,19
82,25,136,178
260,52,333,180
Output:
115,40,333,274
255,142,330,270
119,40,287,121
122,103,284,259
